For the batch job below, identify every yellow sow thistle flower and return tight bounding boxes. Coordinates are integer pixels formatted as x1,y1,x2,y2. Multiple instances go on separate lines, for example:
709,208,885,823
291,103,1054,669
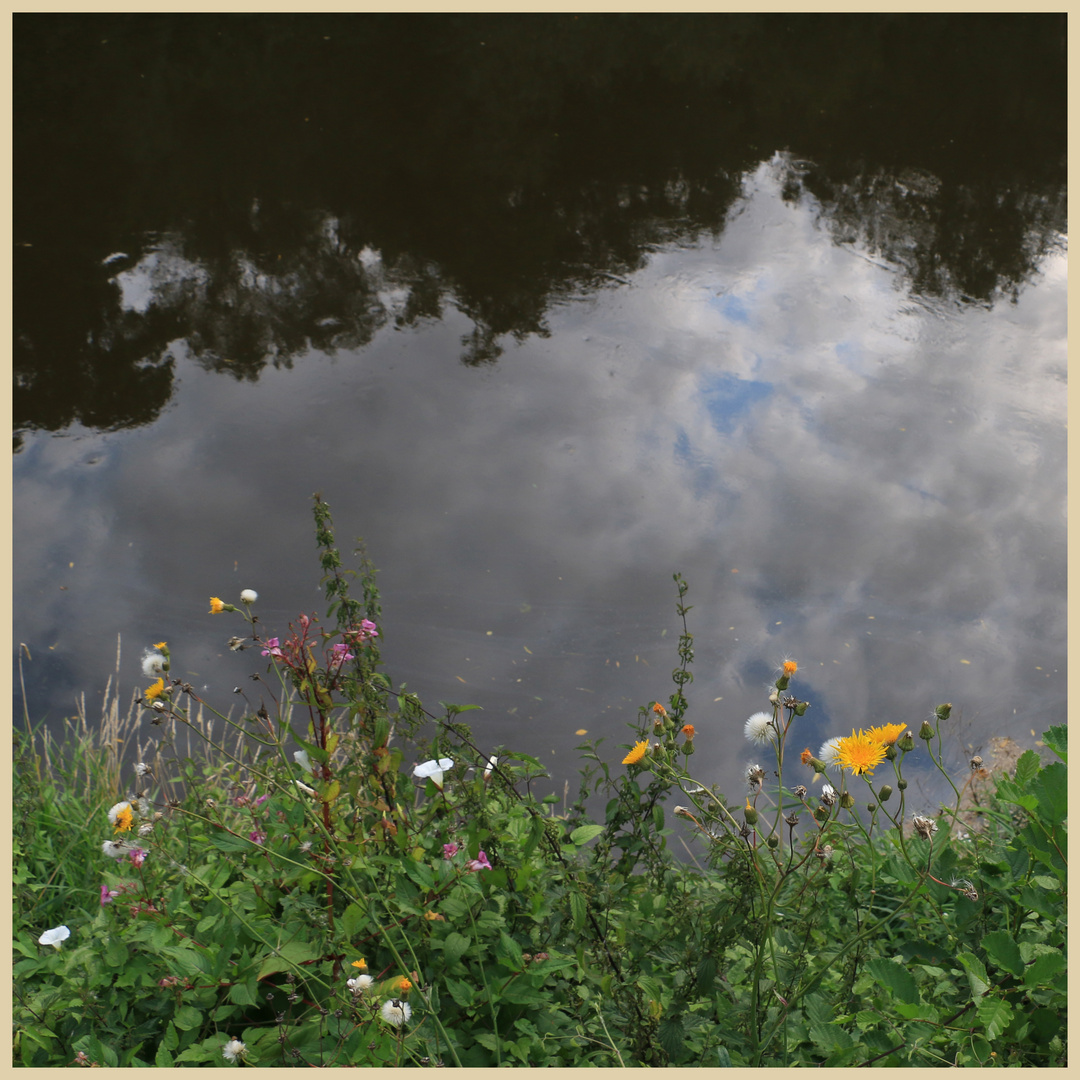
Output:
396,977,413,994
209,597,226,614
145,678,165,701
865,722,907,746
351,958,368,971
782,660,797,677
622,740,649,766
836,729,887,776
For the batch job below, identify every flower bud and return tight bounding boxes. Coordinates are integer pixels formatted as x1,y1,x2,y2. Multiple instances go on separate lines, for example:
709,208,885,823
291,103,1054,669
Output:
774,675,790,691
840,791,855,810
878,784,893,802
744,805,759,826
898,732,915,752
935,703,952,721
794,701,809,716
884,743,897,760
919,720,935,741
766,834,779,849
897,778,908,791
866,802,877,813
683,740,695,756
813,804,829,821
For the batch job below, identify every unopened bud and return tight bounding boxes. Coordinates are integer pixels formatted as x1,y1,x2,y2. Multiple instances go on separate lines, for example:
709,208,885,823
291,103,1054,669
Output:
683,740,695,755
794,701,809,716
766,834,779,849
898,732,915,752
878,785,893,802
744,805,759,826
866,802,877,813
919,721,935,741
935,703,952,721
884,743,897,760
840,792,856,810
897,778,908,791
774,675,790,691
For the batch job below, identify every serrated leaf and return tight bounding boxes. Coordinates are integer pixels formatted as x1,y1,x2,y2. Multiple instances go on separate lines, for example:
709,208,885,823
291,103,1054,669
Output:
256,939,319,979
866,957,918,1004
657,1015,685,1059
568,824,605,845
569,890,587,931
441,931,471,967
496,931,523,970
172,1004,204,1030
976,997,1013,1040
957,952,990,998
1029,761,1067,826
444,977,475,1008
1013,749,1041,786
982,931,1025,977
1024,951,1065,986
154,1044,174,1068
340,902,366,938
1042,724,1067,762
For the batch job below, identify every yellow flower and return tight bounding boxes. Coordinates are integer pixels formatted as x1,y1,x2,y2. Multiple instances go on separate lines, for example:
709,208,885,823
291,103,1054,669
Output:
208,597,226,614
113,804,134,833
652,702,668,717
153,641,167,650
865,723,906,746
397,977,413,994
835,729,887,776
351,958,367,971
145,678,165,701
424,911,445,922
782,660,798,677
622,740,649,766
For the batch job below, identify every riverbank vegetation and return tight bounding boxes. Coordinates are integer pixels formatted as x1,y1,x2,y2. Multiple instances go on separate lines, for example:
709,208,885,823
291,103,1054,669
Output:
13,496,1066,1067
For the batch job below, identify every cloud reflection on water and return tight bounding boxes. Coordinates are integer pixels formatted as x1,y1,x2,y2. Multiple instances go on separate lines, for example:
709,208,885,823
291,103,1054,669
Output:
13,159,1065,811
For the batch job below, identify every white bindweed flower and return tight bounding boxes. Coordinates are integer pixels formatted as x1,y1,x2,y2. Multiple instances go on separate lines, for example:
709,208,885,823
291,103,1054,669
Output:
38,925,70,949
744,712,777,746
347,974,374,994
380,998,412,1026
413,757,454,789
222,1038,246,1063
293,750,312,773
240,589,258,604
141,650,167,679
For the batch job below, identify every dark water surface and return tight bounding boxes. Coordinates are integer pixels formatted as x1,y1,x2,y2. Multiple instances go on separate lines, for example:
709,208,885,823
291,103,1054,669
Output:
14,14,1066,809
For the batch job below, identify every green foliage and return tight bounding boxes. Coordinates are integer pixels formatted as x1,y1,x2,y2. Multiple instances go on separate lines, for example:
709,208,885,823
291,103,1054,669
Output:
12,501,1066,1067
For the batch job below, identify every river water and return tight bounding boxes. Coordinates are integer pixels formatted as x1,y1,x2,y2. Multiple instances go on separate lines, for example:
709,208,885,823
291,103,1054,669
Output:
14,14,1066,811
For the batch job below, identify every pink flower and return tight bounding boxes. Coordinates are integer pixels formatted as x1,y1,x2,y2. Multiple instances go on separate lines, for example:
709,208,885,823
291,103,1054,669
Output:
249,830,266,845
253,794,270,807
346,619,379,645
329,643,355,667
127,848,148,869
465,850,493,872
443,843,459,859
261,637,283,658
100,883,120,905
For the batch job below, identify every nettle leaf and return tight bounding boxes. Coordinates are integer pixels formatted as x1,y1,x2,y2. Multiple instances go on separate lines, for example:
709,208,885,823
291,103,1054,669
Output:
981,931,1025,977
568,824,605,846
865,958,918,1004
976,997,1012,1041
657,1015,685,1060
569,890,587,931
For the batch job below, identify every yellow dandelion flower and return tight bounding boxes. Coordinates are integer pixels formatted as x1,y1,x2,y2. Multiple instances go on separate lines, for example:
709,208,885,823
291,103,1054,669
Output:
208,597,226,614
835,729,887,776
145,678,165,701
782,660,797,677
622,740,649,766
865,722,906,746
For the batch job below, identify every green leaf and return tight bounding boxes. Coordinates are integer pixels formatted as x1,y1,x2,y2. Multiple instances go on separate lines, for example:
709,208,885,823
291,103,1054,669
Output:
208,830,257,853
1029,761,1067,825
982,931,1025,977
1041,725,1067,763
154,1045,174,1068
340,902,366,938
866,958,918,1004
1024,951,1065,986
172,1005,204,1031
444,977,475,1008
256,939,319,979
657,1015,685,1059
957,952,990,998
569,890,587,932
161,1022,179,1052
976,997,1012,1041
1013,749,1041,787
496,931,524,970
568,824,605,846
441,931,471,967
